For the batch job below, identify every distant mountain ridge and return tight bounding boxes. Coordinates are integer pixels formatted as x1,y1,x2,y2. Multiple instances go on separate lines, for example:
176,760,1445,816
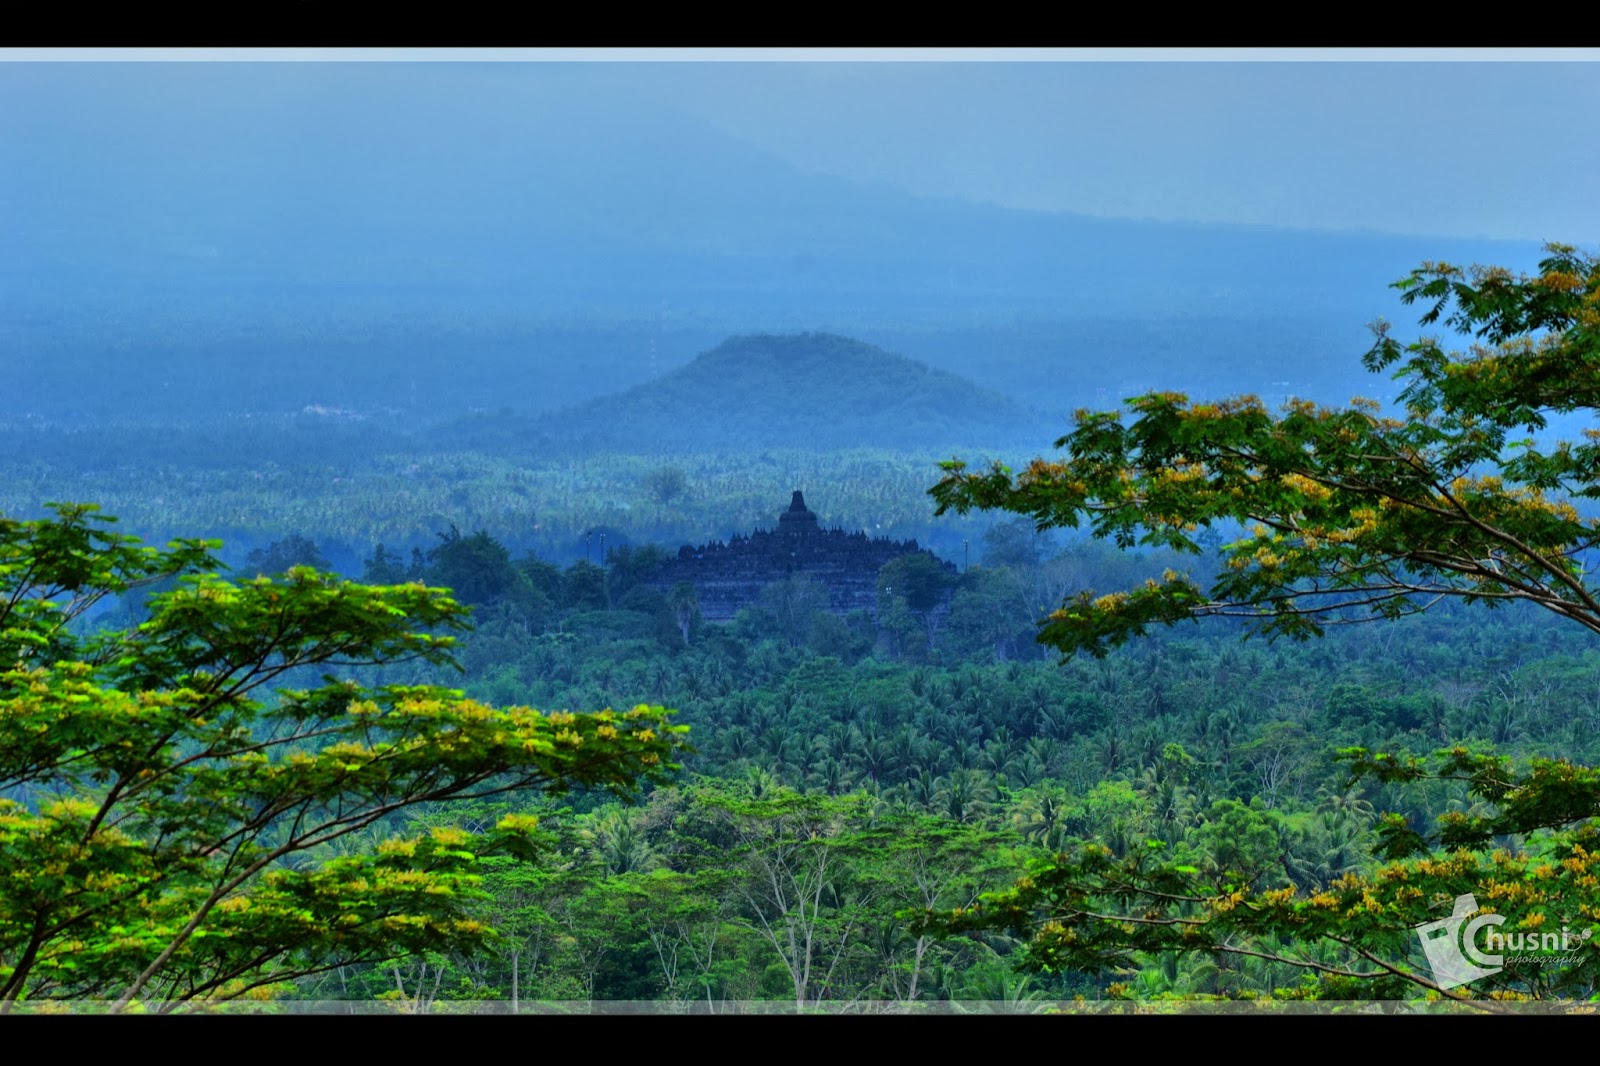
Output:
0,66,1551,425
2,65,1540,322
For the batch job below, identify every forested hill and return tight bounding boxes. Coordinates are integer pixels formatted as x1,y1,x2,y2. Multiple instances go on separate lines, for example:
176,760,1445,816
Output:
521,333,1055,452
4,66,1548,430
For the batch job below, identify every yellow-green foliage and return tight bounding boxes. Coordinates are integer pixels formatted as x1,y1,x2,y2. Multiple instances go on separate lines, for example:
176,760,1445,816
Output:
0,504,686,1012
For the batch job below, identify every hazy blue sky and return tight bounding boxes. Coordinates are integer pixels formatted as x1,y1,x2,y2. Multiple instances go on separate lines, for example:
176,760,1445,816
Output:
651,59,1600,242
7,49,1597,244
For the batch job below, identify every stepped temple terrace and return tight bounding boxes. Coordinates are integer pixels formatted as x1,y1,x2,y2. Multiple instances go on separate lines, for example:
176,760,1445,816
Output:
645,491,955,622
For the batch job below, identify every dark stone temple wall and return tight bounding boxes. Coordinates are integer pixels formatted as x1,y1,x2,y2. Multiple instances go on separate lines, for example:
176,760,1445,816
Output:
644,491,955,622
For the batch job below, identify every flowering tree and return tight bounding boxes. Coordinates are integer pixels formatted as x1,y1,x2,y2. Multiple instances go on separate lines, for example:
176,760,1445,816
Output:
0,504,686,1012
919,245,1600,1007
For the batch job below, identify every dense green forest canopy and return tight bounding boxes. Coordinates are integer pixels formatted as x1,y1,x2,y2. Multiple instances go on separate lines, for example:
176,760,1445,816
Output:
10,57,1600,1014
0,505,683,1012
919,243,1600,1009
4,246,1599,1013
9,502,1590,1010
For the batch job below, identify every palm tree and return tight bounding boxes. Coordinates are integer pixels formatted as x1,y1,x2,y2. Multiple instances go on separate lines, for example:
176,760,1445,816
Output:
954,967,1051,1013
903,769,940,811
720,724,757,762
979,726,1020,776
853,728,900,785
1314,784,1377,826
583,808,659,876
934,769,997,824
1309,811,1368,884
1036,704,1077,741
1094,728,1127,775
807,756,855,797
1010,785,1076,853
741,765,782,800
648,659,677,701
1132,720,1178,774
1138,769,1197,846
